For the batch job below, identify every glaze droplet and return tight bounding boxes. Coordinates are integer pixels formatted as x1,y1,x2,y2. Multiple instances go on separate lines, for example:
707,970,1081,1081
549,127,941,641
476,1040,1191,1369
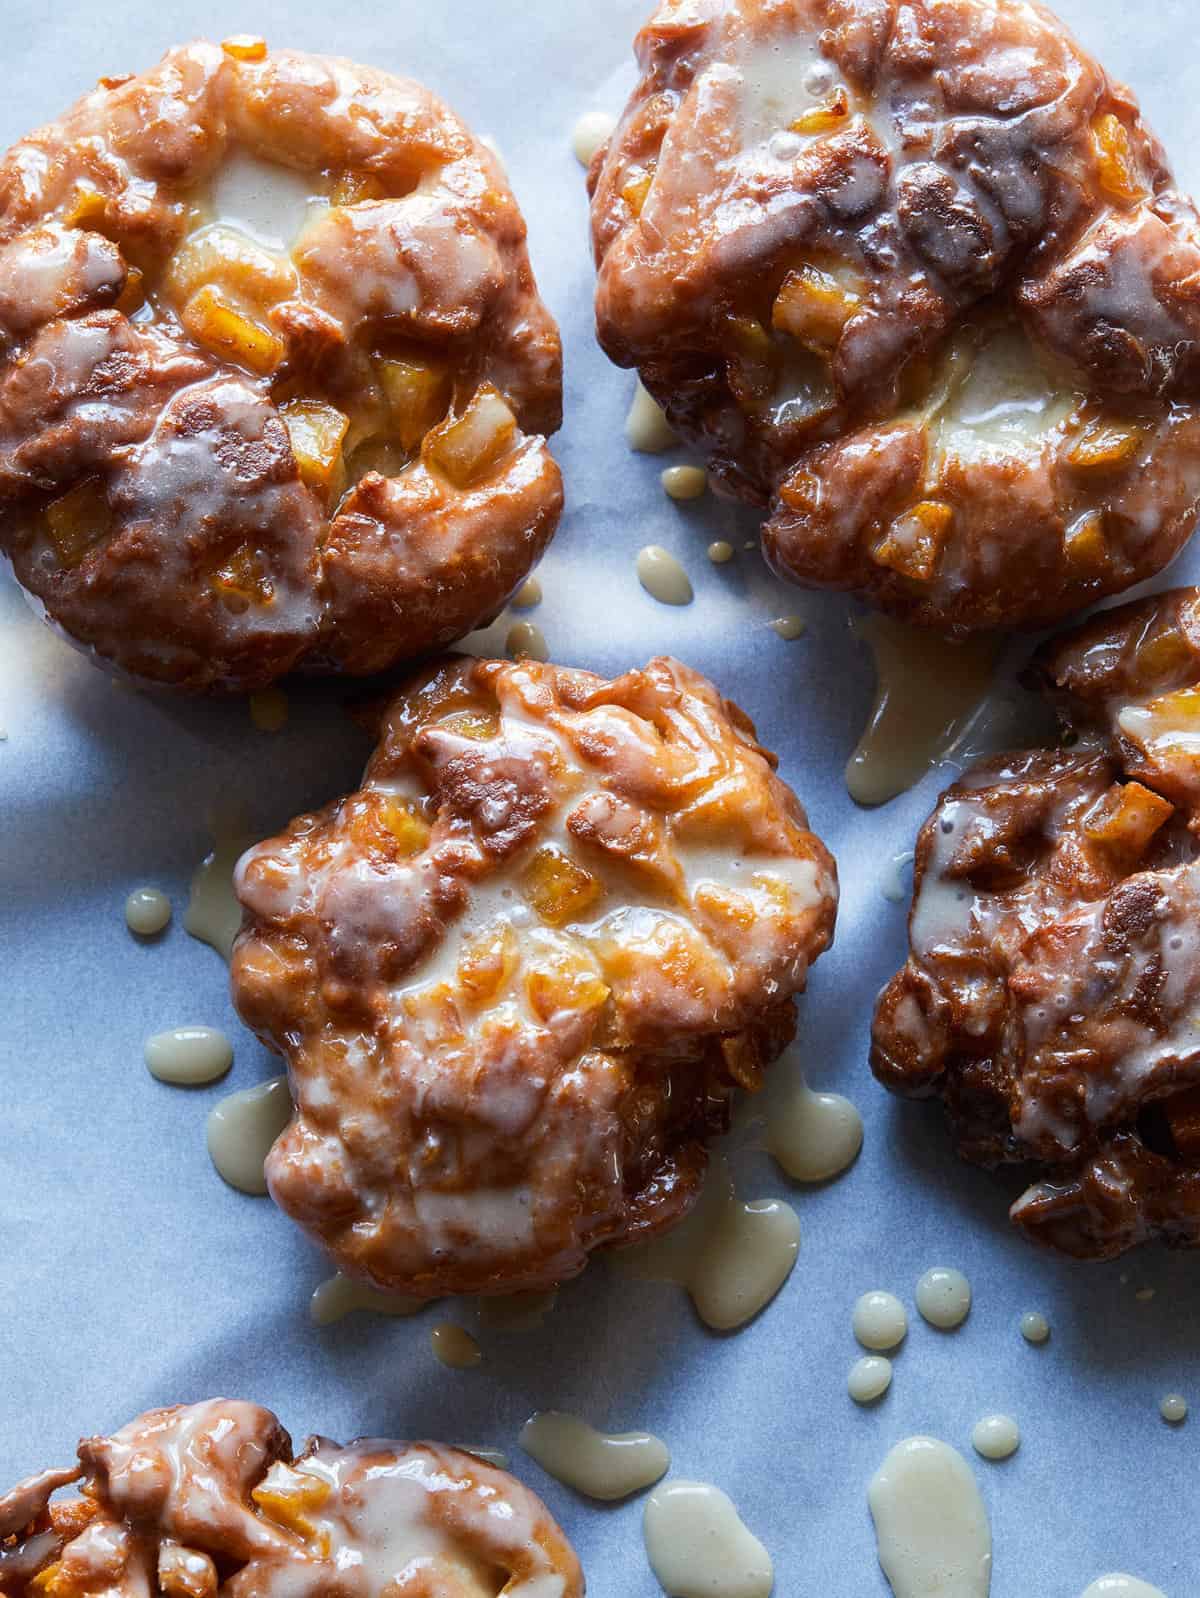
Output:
1020,1311,1050,1344
915,1266,971,1329
571,109,616,167
430,1322,483,1369
309,1273,425,1325
971,1414,1020,1461
853,1291,907,1351
205,1075,291,1194
520,1411,669,1501
661,464,708,501
869,1436,991,1598
636,545,693,606
506,621,549,662
626,380,677,454
643,1480,772,1598
125,886,172,937
144,1026,233,1086
848,1356,893,1405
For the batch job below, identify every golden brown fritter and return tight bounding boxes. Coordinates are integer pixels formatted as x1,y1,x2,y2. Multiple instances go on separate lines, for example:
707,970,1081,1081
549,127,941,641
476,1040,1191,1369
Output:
873,588,1200,1258
591,0,1200,633
0,40,562,690
231,654,837,1296
0,1399,583,1598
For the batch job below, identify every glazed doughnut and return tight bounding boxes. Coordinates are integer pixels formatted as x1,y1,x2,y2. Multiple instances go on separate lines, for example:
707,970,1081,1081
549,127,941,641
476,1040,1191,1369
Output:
0,1398,583,1598
591,0,1200,633
872,588,1200,1258
231,654,837,1296
0,39,562,689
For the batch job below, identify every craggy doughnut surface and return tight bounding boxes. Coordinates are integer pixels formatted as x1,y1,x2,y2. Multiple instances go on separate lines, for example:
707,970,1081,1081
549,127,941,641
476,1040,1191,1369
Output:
231,654,837,1295
0,1399,583,1598
872,588,1200,1258
0,40,562,690
591,0,1200,633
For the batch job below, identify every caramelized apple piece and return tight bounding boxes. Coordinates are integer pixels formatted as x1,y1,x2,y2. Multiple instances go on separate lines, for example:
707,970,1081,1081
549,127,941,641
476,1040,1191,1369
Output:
1063,510,1109,574
331,170,387,205
211,543,274,610
526,954,610,1022
182,286,284,375
157,1545,217,1598
222,34,267,62
165,225,297,318
771,262,860,354
378,795,431,857
280,399,349,498
1092,113,1143,205
458,923,519,1004
1064,415,1145,475
422,384,518,489
791,88,851,135
45,477,112,568
1135,621,1196,683
521,848,602,926
379,357,451,451
252,1465,331,1548
1084,780,1174,860
621,170,653,215
873,500,953,583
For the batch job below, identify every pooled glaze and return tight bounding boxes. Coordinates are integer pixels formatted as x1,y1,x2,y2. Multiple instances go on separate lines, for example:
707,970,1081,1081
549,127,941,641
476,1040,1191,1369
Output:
869,1436,992,1598
309,1273,424,1325
1159,1393,1188,1424
206,1074,291,1194
186,826,255,962
661,465,708,502
643,1480,772,1598
915,1267,972,1330
144,1025,233,1086
1020,1312,1051,1345
847,617,997,806
848,1356,893,1404
571,110,616,168
430,1321,483,1369
505,620,549,661
625,380,677,454
512,576,543,609
124,886,171,936
636,545,694,605
853,1291,907,1351
971,1415,1020,1461
1080,1579,1167,1598
765,1066,863,1182
519,1412,669,1501
615,1157,800,1331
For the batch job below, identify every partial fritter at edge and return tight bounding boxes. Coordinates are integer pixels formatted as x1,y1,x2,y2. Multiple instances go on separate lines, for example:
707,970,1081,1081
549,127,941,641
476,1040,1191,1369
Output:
0,38,562,690
590,0,1200,633
873,588,1200,1259
0,1398,583,1598
231,653,837,1296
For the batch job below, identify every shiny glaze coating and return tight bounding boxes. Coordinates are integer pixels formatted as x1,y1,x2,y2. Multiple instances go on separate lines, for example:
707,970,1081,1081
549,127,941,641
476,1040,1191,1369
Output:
0,1399,583,1598
0,41,562,689
591,0,1200,633
873,588,1200,1257
231,654,837,1295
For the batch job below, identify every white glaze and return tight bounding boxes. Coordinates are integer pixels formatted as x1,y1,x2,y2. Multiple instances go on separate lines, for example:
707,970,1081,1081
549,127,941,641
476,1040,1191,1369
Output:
915,1267,972,1330
505,620,549,662
519,1411,669,1501
1019,1311,1050,1345
615,1158,800,1331
708,540,734,564
846,616,997,806
144,1025,233,1086
881,850,915,905
643,1480,772,1598
971,1415,1020,1461
1159,1393,1188,1424
636,545,694,605
571,110,617,167
185,827,255,962
853,1291,907,1351
125,886,172,936
661,464,708,501
207,147,326,251
430,1322,483,1369
848,1356,893,1404
625,380,677,453
769,615,805,640
309,1273,425,1325
205,1074,291,1194
765,1065,863,1182
869,1436,992,1598
1079,1578,1167,1598
511,576,543,609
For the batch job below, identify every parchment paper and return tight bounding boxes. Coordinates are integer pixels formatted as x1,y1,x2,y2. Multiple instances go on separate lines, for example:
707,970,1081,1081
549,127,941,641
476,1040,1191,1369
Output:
2,1,1198,1592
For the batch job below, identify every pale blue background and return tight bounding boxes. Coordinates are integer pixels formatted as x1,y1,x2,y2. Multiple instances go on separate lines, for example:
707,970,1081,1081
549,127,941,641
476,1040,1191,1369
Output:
1,1,1197,1592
